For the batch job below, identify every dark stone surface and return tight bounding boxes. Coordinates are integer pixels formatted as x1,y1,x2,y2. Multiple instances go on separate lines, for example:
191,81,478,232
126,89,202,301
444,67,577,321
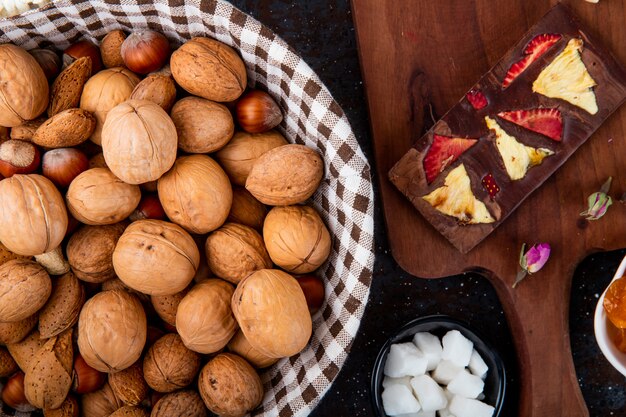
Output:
228,1,623,416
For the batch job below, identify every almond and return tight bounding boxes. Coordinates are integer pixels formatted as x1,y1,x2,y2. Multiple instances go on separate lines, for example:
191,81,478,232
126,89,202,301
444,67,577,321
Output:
7,329,45,372
10,117,46,141
0,346,18,377
48,57,92,117
0,242,29,267
109,406,149,417
43,395,79,417
24,329,73,409
108,362,149,406
101,30,126,69
0,314,38,345
38,272,85,338
33,108,96,148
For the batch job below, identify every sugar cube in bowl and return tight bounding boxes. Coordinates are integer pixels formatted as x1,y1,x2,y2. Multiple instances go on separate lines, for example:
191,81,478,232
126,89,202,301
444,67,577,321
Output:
371,315,506,417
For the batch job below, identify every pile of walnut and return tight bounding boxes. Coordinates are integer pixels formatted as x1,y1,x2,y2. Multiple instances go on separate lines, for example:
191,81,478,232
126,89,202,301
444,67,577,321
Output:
0,29,329,417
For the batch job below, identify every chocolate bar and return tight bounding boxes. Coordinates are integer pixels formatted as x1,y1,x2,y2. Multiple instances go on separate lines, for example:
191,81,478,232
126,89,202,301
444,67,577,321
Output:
388,4,626,253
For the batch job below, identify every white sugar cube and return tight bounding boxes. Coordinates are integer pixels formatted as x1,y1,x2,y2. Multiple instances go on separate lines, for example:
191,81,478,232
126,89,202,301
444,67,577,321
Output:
432,360,463,385
438,409,456,417
441,330,474,368
447,370,485,399
410,375,448,412
383,376,412,390
468,350,488,380
396,412,436,417
385,343,428,377
382,384,422,416
413,332,443,371
443,389,454,401
449,396,495,417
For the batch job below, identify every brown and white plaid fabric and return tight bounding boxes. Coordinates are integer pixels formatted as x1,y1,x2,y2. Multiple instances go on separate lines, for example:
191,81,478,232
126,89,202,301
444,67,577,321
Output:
0,1,375,415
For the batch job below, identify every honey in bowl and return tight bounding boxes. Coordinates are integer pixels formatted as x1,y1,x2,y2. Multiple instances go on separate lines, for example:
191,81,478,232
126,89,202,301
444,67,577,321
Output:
606,321,626,353
603,276,626,329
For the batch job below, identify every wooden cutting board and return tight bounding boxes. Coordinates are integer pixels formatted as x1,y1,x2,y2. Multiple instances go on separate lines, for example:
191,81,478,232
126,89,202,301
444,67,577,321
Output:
351,1,626,416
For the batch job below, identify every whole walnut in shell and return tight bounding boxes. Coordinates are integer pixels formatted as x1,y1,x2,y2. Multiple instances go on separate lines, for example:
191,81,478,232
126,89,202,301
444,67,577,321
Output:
108,362,148,406
80,382,123,417
0,259,51,322
246,144,324,205
143,333,201,393
102,99,177,184
109,406,149,417
67,222,127,283
227,187,268,231
129,74,176,112
170,37,246,102
227,330,278,369
150,287,189,327
0,44,49,127
263,205,331,274
157,155,232,234
215,130,288,186
151,390,207,417
66,168,141,225
176,279,238,354
77,290,147,373
0,174,68,256
112,220,200,296
80,67,140,144
198,353,263,417
171,97,234,153
232,269,312,358
205,223,272,284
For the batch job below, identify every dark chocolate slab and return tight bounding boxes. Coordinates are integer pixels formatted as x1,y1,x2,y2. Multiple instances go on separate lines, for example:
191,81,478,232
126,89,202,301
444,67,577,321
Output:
388,4,626,254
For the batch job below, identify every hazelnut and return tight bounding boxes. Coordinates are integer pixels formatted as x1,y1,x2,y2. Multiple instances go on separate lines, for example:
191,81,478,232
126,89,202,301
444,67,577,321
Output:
29,48,61,81
67,223,127,283
0,174,68,256
0,259,51,322
232,269,312,358
205,223,272,285
170,37,246,102
197,353,263,417
157,155,232,234
66,168,141,225
108,362,148,406
245,144,324,205
236,89,283,133
63,40,102,73
151,390,207,417
227,187,268,231
80,68,140,145
0,139,41,178
176,279,238,354
171,97,234,153
72,353,105,395
263,205,331,274
77,290,147,373
102,99,177,184
112,220,200,296
143,334,201,393
214,130,288,186
42,148,90,188
121,31,170,74
2,371,35,412
0,44,49,127
129,194,166,222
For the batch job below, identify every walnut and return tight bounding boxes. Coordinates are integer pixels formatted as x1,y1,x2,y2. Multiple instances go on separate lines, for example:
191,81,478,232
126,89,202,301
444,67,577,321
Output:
0,259,51,322
67,223,127,283
108,362,148,406
143,334,201,393
151,390,207,417
171,97,233,153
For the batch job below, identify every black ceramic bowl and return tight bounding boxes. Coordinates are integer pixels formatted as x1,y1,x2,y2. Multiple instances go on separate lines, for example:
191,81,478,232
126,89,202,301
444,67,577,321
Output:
371,315,506,417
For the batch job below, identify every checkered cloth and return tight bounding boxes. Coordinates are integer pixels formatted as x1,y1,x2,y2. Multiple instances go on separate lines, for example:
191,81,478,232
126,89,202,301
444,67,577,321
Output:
0,1,375,416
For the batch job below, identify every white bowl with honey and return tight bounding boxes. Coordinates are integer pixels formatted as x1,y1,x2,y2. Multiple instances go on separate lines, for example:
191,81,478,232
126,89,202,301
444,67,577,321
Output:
594,254,626,376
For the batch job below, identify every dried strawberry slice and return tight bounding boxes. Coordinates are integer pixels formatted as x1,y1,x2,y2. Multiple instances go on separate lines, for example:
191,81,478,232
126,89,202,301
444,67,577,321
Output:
498,108,563,141
502,33,562,89
423,134,478,184
466,89,488,110
482,173,500,198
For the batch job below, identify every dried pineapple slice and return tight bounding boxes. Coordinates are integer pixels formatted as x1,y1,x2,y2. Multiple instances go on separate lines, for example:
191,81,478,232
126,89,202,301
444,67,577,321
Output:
485,116,554,181
422,164,494,224
533,38,598,114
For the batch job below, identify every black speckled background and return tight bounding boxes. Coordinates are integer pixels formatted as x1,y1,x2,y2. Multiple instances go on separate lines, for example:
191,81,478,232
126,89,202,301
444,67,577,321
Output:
226,1,626,415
